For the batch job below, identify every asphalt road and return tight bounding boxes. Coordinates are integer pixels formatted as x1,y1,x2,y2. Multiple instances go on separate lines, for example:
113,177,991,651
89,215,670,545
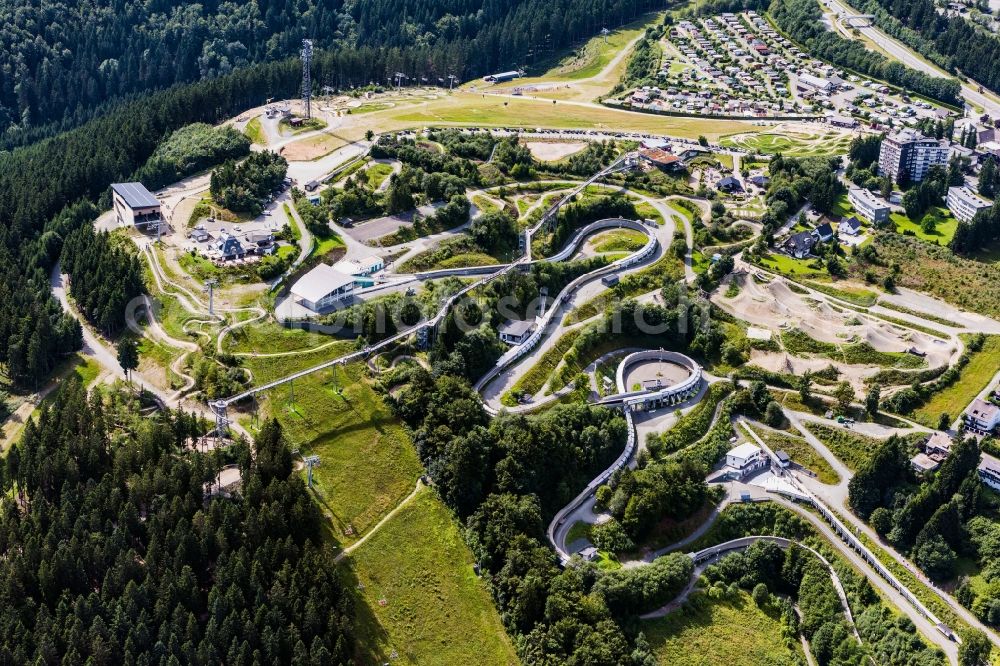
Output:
825,0,1000,117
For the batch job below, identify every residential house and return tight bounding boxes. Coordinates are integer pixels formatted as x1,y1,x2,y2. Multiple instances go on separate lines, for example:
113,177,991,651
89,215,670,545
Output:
839,217,863,235
813,222,834,242
783,230,818,259
965,398,1000,434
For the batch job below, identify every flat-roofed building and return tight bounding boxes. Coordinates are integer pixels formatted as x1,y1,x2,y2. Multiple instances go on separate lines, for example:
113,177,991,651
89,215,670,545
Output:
797,72,832,92
724,442,767,479
483,70,521,83
878,129,950,183
111,182,162,229
911,453,940,474
946,186,992,222
848,187,890,224
499,319,536,345
290,264,357,312
333,255,384,277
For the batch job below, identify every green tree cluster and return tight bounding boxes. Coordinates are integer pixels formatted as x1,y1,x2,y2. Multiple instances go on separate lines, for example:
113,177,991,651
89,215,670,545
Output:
0,380,352,664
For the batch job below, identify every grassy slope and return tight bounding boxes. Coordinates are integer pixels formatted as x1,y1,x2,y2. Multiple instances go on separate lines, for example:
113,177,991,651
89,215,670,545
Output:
247,361,516,665
244,117,265,145
644,591,803,666
256,363,422,543
913,335,1000,427
801,421,879,471
344,490,519,666
755,426,840,485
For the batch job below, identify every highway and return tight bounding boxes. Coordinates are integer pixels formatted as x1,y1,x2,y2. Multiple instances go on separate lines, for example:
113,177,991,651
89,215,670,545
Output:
825,0,1000,116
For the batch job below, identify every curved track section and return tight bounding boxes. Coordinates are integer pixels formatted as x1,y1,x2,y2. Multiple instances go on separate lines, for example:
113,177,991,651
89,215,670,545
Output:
604,350,702,410
642,535,860,643
475,217,659,401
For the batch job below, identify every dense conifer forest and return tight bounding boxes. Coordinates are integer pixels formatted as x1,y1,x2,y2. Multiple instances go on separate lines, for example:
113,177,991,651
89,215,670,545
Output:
0,0,665,392
0,0,661,149
0,380,353,664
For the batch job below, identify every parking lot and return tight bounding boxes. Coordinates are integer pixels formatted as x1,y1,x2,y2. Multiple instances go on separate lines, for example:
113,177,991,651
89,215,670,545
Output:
614,10,951,129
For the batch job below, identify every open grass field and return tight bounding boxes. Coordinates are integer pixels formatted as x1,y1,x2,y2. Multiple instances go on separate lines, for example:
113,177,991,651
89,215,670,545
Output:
256,363,423,545
365,162,394,189
283,92,757,160
344,490,518,666
891,207,957,246
590,228,648,253
831,192,855,219
225,319,345,355
644,591,804,666
912,335,1000,427
801,421,881,471
279,116,328,135
753,425,840,485
313,231,347,259
241,337,356,385
757,252,828,279
390,94,754,138
243,116,265,145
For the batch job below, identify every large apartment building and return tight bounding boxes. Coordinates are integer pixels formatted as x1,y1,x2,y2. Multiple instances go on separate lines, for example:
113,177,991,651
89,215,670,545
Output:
946,186,993,222
848,187,891,224
877,129,950,183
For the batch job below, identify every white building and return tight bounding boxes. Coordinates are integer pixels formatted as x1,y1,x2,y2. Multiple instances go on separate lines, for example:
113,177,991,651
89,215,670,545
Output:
333,255,384,277
925,431,953,459
111,182,162,229
946,186,992,223
979,459,1000,492
965,398,1000,434
724,443,767,479
878,129,950,183
848,188,891,224
839,216,863,236
797,72,833,93
290,263,356,312
498,319,536,345
826,114,857,129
